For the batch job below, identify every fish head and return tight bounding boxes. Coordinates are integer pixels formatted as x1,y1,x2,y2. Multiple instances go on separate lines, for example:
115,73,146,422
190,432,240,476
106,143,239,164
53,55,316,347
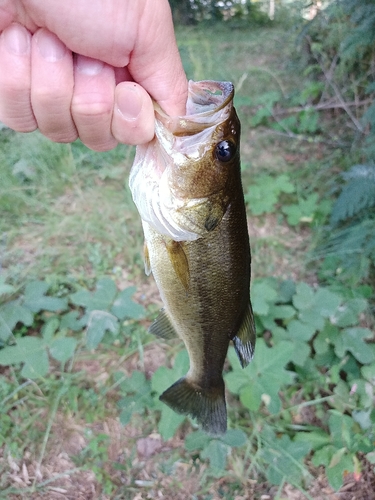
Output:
129,80,241,241
155,81,240,198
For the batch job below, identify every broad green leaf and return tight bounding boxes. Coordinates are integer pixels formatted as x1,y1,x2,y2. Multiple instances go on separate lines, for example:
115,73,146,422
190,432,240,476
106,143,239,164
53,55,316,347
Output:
111,286,145,320
185,430,211,451
295,430,330,450
312,445,335,468
282,193,319,225
261,433,311,485
117,371,153,425
362,363,375,383
60,311,85,331
85,310,119,349
157,406,185,441
24,295,67,313
239,384,263,411
326,452,353,491
0,281,15,298
23,281,67,313
287,319,316,341
151,350,190,395
226,340,295,414
0,302,34,341
220,429,247,448
314,288,342,317
201,439,228,470
366,451,375,464
225,367,248,395
251,281,278,316
0,337,44,365
41,317,60,344
298,308,325,331
334,328,375,364
246,183,279,215
70,278,117,312
21,349,49,378
24,280,49,299
119,371,149,394
313,323,340,354
292,282,315,310
328,412,353,450
118,396,145,425
350,379,373,409
49,337,77,363
268,304,296,321
332,298,368,328
278,280,296,303
289,341,311,367
352,409,372,430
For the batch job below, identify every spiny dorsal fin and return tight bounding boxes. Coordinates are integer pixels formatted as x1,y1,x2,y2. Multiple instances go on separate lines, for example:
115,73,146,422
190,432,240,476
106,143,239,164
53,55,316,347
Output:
232,302,256,368
165,240,190,291
149,308,178,340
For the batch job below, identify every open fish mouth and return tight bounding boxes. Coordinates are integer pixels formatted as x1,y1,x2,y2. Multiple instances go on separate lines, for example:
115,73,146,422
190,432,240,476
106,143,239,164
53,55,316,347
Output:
129,81,236,242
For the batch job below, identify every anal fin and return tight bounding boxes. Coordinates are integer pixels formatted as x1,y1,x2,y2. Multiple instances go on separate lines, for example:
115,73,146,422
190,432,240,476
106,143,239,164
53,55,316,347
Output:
232,302,256,368
149,308,178,340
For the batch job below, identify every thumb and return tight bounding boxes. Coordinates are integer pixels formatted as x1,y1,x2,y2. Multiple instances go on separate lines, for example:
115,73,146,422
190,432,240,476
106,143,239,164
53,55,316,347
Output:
129,0,188,117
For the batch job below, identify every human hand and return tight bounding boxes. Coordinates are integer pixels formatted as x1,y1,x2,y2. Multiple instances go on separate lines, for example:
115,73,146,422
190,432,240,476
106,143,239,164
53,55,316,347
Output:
0,0,188,150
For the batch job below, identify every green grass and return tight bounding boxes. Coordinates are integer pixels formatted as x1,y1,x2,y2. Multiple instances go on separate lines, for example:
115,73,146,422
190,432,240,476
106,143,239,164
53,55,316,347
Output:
1,20,374,500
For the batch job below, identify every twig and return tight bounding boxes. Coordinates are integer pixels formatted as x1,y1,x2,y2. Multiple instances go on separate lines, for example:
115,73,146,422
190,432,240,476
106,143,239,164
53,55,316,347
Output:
314,54,366,133
272,98,374,116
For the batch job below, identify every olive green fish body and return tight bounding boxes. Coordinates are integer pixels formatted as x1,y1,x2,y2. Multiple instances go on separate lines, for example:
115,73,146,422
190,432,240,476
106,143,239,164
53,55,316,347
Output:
129,81,255,435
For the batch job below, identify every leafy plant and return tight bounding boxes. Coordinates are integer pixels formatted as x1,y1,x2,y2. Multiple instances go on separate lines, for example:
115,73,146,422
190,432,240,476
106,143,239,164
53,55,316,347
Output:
245,173,295,215
0,278,146,377
184,428,247,476
315,164,375,285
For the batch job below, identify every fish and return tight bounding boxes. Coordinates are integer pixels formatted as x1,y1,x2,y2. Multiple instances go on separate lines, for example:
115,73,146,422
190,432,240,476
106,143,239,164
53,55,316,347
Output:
129,80,255,435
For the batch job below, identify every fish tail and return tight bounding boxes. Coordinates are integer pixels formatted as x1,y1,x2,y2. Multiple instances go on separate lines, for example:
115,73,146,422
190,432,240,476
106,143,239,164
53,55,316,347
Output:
159,377,227,435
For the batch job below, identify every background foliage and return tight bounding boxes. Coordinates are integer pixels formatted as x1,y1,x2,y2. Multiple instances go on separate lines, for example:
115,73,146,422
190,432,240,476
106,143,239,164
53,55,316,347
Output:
0,0,374,498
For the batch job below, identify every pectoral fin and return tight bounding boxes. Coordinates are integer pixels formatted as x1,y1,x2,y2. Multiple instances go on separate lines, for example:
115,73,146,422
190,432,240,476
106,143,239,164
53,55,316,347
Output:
149,308,178,340
166,240,190,291
144,242,151,276
232,303,256,368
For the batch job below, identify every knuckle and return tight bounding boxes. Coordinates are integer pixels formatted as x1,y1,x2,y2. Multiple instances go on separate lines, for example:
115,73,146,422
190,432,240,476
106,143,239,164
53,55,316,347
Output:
72,98,113,121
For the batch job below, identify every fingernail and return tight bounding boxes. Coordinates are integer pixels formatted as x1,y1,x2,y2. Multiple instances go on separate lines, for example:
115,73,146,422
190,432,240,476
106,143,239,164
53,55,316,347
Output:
3,24,30,55
117,85,142,121
76,55,104,75
36,29,66,62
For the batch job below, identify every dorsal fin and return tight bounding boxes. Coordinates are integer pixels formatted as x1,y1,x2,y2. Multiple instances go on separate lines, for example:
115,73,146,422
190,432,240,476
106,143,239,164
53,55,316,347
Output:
232,303,256,368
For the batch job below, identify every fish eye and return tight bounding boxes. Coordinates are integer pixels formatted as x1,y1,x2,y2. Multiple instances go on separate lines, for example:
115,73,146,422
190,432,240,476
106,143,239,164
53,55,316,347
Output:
215,140,236,163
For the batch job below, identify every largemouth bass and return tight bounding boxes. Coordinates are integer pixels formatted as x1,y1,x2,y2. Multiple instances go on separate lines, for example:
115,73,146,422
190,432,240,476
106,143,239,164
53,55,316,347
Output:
129,80,255,435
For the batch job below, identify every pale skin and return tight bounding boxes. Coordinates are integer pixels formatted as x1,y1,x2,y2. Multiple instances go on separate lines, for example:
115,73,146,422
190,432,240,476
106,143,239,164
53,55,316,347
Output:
0,0,188,151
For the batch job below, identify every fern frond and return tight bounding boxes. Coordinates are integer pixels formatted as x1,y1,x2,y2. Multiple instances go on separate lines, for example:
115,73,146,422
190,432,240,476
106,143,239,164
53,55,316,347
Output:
315,217,375,258
330,164,375,225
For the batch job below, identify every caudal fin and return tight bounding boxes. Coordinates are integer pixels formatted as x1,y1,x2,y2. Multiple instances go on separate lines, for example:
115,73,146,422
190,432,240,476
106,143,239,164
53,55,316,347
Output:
160,377,227,435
